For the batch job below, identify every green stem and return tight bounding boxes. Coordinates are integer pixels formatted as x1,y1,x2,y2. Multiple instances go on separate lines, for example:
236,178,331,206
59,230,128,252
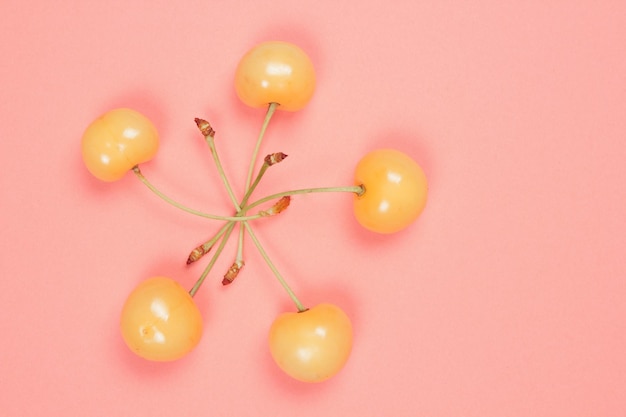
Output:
186,220,234,264
241,162,269,207
204,136,242,212
242,221,306,312
197,221,232,253
245,185,365,212
236,103,278,266
189,221,237,297
235,223,245,263
132,166,260,221
245,102,278,191
187,162,284,265
234,158,271,264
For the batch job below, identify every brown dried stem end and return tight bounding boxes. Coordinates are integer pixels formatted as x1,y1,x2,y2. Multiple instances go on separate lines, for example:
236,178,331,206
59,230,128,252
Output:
187,245,209,264
264,152,288,166
261,196,291,217
222,260,245,285
194,118,215,137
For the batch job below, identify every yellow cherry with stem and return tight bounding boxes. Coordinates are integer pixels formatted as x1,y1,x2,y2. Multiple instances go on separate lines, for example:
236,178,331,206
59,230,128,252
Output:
269,303,353,383
120,276,203,361
353,149,428,234
235,41,316,112
82,108,159,182
233,41,317,280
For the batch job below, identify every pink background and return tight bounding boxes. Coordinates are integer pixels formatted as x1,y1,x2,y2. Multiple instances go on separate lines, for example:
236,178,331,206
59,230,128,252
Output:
1,1,625,416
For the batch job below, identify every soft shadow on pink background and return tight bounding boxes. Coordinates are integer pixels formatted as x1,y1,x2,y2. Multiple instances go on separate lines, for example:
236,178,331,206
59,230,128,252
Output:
1,1,625,416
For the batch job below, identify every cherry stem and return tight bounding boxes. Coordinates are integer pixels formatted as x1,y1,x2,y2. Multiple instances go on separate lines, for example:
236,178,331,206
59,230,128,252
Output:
236,103,278,268
245,185,365,212
132,166,261,221
233,151,284,265
241,162,269,207
187,221,232,264
189,221,237,297
245,103,278,191
186,161,285,265
235,222,245,265
242,221,306,312
203,135,242,212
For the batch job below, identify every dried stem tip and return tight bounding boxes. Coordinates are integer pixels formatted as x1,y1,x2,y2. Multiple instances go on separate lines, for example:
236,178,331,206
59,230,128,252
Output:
274,195,291,214
264,152,288,166
187,245,209,264
194,118,215,137
222,260,245,285
261,196,291,216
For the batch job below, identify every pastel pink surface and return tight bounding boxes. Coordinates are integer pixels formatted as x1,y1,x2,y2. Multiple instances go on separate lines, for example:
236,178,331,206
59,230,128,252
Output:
1,1,625,416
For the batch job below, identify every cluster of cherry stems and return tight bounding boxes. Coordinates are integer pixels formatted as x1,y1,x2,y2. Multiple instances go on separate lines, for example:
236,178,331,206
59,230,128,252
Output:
81,41,427,383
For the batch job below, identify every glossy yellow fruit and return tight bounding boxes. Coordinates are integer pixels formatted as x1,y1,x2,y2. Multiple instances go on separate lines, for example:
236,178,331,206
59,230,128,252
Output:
120,276,203,362
235,41,316,111
353,149,428,234
81,108,159,181
269,303,353,382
